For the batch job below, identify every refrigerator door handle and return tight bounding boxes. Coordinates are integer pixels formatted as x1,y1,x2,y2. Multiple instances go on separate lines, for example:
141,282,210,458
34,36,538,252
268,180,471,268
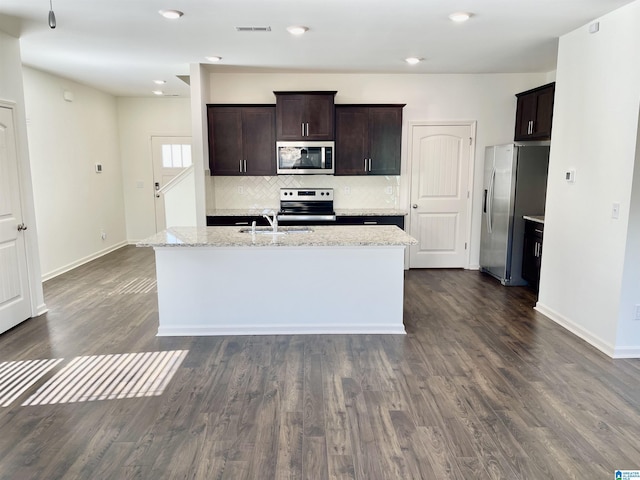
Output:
487,167,496,234
483,189,488,213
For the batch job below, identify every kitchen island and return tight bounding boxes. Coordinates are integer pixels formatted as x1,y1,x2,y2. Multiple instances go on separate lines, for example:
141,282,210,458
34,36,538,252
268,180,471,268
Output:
138,225,416,336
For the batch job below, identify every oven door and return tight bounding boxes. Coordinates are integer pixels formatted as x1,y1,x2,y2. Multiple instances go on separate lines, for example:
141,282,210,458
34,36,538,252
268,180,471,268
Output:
278,200,336,222
276,141,334,175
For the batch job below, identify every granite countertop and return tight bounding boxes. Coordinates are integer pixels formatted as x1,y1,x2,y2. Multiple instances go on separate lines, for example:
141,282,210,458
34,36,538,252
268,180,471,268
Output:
207,208,407,217
523,215,545,224
138,226,417,248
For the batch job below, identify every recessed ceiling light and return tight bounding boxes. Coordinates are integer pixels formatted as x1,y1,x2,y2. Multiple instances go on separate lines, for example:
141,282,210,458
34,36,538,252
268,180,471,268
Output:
405,57,422,65
152,90,164,96
205,56,222,62
153,80,166,85
449,12,471,22
159,9,183,20
286,26,309,36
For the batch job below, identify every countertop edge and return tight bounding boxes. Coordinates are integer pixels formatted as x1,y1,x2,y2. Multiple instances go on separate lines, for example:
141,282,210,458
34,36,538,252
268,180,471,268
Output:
138,226,417,248
523,215,545,224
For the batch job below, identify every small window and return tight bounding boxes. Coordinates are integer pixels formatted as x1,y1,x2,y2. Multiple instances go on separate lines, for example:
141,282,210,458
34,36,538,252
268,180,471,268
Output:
162,143,192,168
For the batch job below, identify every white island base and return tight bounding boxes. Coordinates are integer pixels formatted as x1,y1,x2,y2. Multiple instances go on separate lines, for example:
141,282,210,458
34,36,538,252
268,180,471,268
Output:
154,245,407,336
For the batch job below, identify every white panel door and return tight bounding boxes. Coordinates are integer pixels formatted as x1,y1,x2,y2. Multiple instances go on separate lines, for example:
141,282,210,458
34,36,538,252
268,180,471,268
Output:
151,136,192,232
0,106,32,333
409,124,473,268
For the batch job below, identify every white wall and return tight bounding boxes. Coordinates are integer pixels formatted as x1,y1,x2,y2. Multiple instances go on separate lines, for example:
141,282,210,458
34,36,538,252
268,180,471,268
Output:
203,72,549,266
117,97,192,241
537,1,640,357
23,67,127,279
0,31,46,314
617,113,640,354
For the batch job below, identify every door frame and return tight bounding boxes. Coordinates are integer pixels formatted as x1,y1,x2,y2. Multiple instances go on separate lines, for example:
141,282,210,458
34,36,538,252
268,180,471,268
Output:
406,120,477,269
0,99,47,318
150,136,192,233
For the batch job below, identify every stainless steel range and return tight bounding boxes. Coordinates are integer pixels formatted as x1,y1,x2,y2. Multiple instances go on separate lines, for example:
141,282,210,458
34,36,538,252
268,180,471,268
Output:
277,188,336,222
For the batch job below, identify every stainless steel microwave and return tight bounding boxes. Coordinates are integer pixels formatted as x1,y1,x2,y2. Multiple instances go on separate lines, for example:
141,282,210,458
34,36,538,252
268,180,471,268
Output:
276,141,335,175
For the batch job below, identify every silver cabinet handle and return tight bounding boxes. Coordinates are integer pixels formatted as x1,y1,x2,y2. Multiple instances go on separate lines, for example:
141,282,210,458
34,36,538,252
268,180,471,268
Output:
364,158,368,172
363,221,378,225
239,159,243,173
412,204,418,209
301,123,305,137
244,159,247,173
305,122,309,136
17,223,28,231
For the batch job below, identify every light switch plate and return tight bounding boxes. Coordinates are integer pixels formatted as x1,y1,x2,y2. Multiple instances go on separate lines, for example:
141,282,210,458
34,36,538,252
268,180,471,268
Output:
612,202,620,219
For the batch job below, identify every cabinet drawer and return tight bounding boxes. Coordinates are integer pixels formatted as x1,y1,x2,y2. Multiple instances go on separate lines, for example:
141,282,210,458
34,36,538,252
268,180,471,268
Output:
524,220,544,239
336,216,405,229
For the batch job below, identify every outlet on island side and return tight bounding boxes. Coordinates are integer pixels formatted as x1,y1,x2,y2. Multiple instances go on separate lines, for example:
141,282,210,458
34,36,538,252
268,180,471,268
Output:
635,305,640,321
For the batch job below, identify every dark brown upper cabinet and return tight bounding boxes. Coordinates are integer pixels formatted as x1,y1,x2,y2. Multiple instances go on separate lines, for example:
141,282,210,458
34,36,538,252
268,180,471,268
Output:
274,91,336,141
207,105,276,176
335,105,404,175
514,82,555,141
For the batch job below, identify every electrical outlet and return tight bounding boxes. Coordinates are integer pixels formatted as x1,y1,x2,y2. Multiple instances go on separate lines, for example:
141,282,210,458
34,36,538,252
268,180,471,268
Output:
344,186,351,195
101,231,107,240
385,186,393,195
237,186,244,195
635,305,640,321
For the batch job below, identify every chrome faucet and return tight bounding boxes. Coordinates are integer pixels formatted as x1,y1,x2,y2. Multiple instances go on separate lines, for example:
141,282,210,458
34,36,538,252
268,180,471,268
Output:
262,209,278,233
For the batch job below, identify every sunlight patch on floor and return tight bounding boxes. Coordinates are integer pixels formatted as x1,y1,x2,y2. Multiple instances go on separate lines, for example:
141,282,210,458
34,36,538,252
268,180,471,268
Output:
22,350,187,406
108,278,157,295
0,359,64,407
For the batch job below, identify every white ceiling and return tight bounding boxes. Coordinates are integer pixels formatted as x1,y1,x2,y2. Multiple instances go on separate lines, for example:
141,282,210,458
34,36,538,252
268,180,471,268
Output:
0,0,634,97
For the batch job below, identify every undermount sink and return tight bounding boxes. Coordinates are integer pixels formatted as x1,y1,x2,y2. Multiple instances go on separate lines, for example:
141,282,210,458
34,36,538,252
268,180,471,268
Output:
238,226,313,235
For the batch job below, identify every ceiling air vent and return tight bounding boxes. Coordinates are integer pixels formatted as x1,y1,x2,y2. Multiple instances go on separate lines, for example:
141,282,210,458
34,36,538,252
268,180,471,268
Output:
235,26,272,32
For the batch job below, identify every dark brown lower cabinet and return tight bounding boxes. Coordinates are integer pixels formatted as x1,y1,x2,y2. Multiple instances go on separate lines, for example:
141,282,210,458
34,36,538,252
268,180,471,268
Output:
207,215,405,229
522,220,544,290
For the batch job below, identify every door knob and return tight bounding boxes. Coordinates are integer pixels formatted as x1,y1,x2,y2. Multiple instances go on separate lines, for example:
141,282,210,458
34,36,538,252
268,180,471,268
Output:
412,204,418,209
17,223,28,231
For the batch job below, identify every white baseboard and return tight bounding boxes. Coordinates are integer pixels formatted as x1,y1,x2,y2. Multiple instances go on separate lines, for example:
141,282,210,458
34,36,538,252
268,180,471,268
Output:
534,302,640,359
157,324,407,336
35,303,48,316
41,241,128,282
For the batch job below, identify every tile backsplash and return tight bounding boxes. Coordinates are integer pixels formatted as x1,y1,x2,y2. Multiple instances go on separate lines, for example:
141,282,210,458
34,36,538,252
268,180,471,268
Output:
206,175,400,211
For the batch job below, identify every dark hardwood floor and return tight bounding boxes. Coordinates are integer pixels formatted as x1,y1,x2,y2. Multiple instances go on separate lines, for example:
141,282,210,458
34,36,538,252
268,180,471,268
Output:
0,245,638,479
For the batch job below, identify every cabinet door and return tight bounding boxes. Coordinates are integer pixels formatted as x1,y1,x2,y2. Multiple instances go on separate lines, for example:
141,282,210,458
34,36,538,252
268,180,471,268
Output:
514,83,555,141
276,95,306,140
208,106,244,175
305,94,335,140
275,93,335,140
242,107,276,175
369,107,402,175
335,107,369,175
532,87,554,139
514,95,536,140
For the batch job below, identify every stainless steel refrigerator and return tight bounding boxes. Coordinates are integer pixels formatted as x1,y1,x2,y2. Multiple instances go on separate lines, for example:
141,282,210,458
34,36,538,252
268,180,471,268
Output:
480,144,549,286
